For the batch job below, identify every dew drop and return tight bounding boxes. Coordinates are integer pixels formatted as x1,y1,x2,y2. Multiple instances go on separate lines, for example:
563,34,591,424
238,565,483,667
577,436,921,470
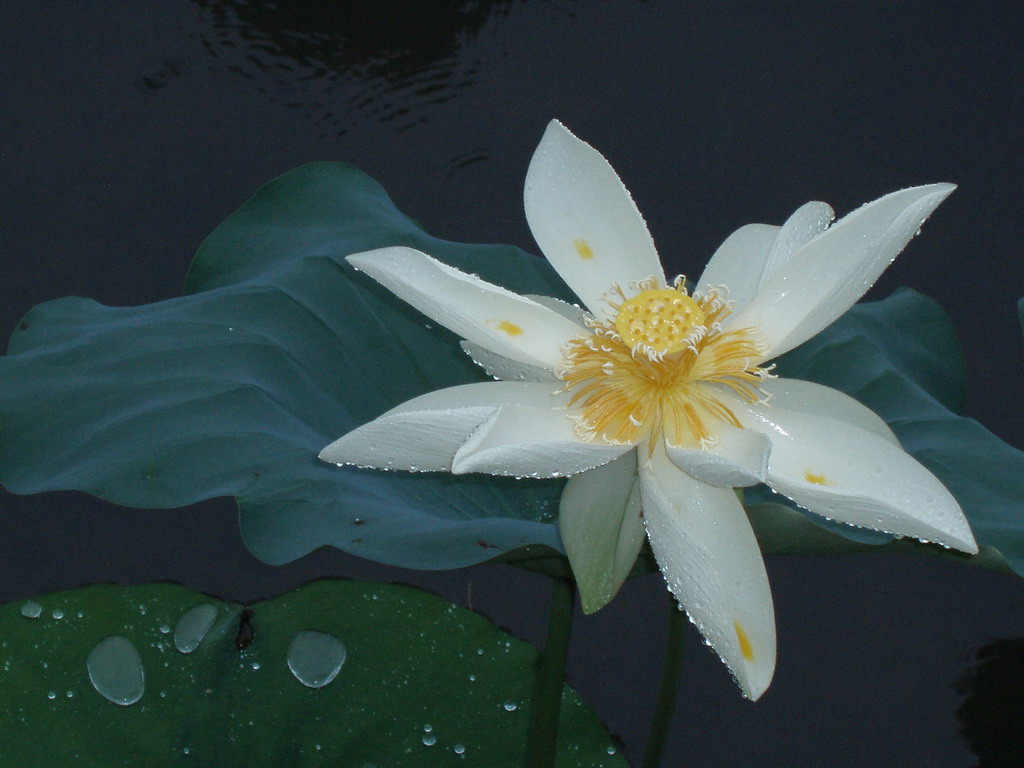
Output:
159,624,171,634
173,604,218,654
47,691,56,700
422,734,437,746
287,630,347,689
20,601,42,619
503,700,518,712
423,724,433,732
454,743,466,755
87,635,145,706
607,745,617,755
51,608,65,620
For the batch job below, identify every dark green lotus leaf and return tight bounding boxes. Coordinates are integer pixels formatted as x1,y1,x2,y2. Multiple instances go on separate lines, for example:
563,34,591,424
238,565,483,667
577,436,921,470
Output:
752,288,1024,577
0,580,625,767
0,163,572,569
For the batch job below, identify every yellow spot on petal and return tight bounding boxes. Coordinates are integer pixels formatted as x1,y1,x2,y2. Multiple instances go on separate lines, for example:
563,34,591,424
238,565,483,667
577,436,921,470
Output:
573,238,595,260
735,621,755,662
493,320,523,336
804,470,833,486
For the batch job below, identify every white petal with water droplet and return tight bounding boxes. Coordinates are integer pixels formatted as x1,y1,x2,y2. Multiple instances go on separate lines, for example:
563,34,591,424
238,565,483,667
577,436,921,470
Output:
452,404,631,477
758,201,835,286
524,120,664,314
460,341,558,382
755,378,899,445
666,424,770,487
347,246,584,370
639,444,776,700
319,382,567,471
558,452,644,613
728,184,955,359
734,401,978,552
524,294,591,326
697,223,779,310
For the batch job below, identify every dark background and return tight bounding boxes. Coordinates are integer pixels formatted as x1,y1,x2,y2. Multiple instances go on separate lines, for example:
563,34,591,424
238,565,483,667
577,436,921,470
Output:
2,2,1023,765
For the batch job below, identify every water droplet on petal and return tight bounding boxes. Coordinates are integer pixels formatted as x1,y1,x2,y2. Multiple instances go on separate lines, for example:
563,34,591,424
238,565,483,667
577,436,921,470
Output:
87,635,145,706
173,604,218,654
20,601,42,619
286,630,347,689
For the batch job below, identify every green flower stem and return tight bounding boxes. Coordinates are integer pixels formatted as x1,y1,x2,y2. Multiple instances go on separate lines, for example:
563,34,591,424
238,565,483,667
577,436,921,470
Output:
642,596,687,768
525,577,576,768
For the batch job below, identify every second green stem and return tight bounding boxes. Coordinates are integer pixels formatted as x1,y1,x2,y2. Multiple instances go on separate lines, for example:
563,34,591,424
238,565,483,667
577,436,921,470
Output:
525,577,576,768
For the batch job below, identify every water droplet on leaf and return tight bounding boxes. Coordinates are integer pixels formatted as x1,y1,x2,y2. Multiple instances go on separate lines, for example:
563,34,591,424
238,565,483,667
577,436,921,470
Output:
287,630,347,688
87,635,145,706
173,604,218,654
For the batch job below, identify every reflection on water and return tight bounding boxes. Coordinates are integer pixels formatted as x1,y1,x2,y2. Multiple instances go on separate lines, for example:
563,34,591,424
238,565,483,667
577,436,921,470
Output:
189,0,526,136
136,56,189,91
955,638,1024,766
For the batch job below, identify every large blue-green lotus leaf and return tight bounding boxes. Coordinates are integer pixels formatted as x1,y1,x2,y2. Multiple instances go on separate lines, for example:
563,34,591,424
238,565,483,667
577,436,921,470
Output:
1,162,1022,577
0,580,626,766
0,163,571,569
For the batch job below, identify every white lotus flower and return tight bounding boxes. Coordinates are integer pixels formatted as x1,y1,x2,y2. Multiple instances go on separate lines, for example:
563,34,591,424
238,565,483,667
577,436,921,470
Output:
320,120,978,700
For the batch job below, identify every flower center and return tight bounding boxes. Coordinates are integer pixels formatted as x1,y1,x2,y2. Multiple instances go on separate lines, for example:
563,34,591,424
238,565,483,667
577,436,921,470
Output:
559,281,770,450
614,289,706,356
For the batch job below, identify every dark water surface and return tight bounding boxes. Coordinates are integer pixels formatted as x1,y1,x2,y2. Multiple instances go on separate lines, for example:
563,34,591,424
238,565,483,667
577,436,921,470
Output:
3,2,1024,765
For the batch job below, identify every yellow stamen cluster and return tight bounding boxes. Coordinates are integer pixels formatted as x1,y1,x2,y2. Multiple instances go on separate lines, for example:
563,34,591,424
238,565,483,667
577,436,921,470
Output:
559,280,770,451
614,288,706,357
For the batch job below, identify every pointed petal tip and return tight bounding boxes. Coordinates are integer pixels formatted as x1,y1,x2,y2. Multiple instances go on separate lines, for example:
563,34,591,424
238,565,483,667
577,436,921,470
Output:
741,674,773,702
954,529,980,556
344,248,382,270
913,181,957,209
733,630,770,704
543,117,575,140
318,437,349,465
579,591,613,615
